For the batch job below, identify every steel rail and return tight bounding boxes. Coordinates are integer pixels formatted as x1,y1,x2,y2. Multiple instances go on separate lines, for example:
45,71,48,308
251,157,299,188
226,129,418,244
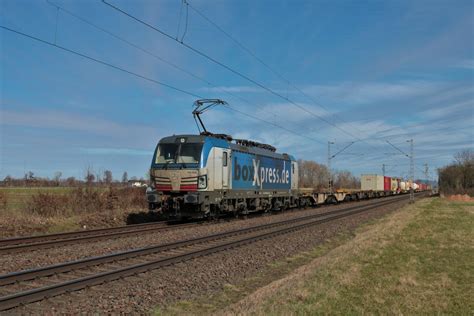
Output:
0,193,409,253
0,221,198,254
0,195,409,287
0,221,172,246
0,194,420,311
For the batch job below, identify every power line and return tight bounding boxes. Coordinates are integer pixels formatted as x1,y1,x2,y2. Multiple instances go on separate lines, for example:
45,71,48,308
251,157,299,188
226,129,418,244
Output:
386,140,410,158
101,0,363,141
357,118,473,142
186,1,379,147
1,24,323,146
45,0,210,85
222,105,323,143
101,0,469,172
187,1,289,86
44,1,325,145
0,25,203,98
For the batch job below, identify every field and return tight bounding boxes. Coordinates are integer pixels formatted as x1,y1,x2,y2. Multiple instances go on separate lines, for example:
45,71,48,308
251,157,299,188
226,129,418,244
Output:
160,197,473,315
0,186,148,237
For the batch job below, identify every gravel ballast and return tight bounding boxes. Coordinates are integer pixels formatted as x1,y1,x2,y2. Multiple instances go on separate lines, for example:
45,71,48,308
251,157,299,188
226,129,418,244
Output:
3,196,420,314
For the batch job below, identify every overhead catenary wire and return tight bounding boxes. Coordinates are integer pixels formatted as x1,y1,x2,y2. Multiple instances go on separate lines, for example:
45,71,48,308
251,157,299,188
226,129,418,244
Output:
45,0,209,85
186,1,473,165
186,1,380,148
103,0,456,169
1,24,323,145
0,25,202,99
101,0,365,142
180,0,189,42
176,0,184,40
44,0,326,145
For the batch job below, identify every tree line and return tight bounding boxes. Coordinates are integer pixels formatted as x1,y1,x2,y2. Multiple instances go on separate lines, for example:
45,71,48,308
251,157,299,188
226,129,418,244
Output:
1,169,146,187
297,159,360,190
438,150,474,196
2,160,361,189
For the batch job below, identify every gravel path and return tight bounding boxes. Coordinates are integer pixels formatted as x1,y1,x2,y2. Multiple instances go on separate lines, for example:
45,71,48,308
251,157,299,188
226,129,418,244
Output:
4,195,419,314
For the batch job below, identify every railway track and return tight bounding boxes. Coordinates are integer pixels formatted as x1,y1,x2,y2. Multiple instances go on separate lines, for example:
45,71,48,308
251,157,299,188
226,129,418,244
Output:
0,221,199,254
0,193,420,311
0,193,410,254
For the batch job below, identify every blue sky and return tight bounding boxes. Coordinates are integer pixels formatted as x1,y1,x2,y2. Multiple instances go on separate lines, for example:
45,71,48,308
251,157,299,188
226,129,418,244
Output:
1,0,473,181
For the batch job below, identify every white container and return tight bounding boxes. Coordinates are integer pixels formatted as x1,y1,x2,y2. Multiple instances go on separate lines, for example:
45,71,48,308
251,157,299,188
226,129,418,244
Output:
361,174,384,191
400,181,407,191
391,178,399,191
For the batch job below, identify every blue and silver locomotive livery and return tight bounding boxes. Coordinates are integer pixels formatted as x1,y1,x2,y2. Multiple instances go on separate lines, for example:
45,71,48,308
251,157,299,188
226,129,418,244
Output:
146,133,302,219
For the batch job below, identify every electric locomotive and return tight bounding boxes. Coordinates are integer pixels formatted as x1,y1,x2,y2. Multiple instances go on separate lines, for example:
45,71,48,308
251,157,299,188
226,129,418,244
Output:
146,132,300,219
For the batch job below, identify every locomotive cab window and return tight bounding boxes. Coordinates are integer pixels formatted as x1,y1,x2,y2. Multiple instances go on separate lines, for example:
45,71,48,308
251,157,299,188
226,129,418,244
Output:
223,152,228,166
177,143,203,164
155,143,179,163
155,143,203,164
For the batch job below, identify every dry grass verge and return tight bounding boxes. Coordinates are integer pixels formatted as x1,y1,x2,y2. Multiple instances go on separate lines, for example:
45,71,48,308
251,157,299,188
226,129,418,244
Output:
223,198,473,315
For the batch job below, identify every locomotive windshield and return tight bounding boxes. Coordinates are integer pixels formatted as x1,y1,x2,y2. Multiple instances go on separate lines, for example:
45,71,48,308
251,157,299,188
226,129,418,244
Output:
155,143,203,165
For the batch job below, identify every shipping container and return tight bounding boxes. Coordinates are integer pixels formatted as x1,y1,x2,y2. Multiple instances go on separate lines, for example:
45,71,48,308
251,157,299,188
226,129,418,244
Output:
384,176,391,191
390,178,399,191
400,181,407,191
361,174,384,191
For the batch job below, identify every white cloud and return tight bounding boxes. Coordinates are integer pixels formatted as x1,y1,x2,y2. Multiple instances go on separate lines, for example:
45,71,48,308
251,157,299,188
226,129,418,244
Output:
200,85,263,93
255,102,330,124
299,81,444,105
1,109,157,137
78,147,150,156
421,99,474,119
200,80,449,109
456,59,474,70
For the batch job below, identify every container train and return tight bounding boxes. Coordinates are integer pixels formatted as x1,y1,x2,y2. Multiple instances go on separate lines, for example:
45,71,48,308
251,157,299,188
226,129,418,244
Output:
361,174,430,194
146,132,429,219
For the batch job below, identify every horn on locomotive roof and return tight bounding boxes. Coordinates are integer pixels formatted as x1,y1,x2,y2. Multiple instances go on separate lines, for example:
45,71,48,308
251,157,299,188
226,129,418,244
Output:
192,99,228,134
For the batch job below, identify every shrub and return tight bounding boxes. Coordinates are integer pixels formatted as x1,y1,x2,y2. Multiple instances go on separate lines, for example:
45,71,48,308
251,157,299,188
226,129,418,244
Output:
120,187,147,209
26,192,69,217
439,150,474,196
25,186,148,218
70,187,105,213
0,191,7,210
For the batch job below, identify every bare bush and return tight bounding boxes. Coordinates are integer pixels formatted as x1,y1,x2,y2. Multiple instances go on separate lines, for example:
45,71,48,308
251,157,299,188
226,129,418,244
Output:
118,187,147,209
26,192,69,217
25,186,148,218
334,170,360,189
0,191,7,210
298,159,360,190
298,159,330,189
70,187,105,213
439,149,474,196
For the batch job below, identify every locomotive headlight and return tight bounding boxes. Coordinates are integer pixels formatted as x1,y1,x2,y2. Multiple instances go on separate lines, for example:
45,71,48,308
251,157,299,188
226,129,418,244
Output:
198,175,207,189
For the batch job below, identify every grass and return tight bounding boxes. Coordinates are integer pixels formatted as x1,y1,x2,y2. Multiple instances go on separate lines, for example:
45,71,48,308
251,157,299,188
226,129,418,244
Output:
234,198,474,315
0,186,147,237
157,198,473,315
0,187,75,213
155,233,353,316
